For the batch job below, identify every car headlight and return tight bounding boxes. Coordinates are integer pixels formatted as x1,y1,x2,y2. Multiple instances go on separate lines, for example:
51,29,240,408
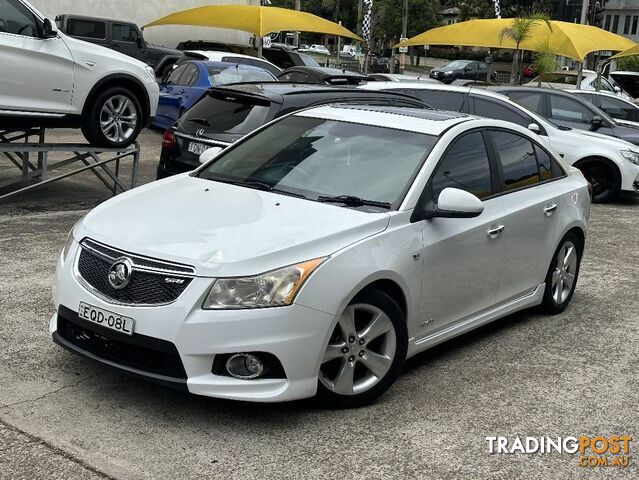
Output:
144,65,157,82
61,216,85,263
203,258,326,309
620,149,639,165
444,70,454,75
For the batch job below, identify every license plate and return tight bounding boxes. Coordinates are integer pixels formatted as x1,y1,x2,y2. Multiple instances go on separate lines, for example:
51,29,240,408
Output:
187,141,210,156
78,302,134,336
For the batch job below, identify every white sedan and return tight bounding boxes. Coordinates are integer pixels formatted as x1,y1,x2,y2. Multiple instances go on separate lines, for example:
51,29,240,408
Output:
51,105,590,407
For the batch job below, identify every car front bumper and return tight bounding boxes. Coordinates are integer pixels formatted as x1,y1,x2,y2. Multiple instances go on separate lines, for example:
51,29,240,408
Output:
51,244,337,402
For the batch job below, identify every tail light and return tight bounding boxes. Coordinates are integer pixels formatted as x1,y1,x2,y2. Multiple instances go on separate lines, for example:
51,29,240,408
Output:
162,129,177,149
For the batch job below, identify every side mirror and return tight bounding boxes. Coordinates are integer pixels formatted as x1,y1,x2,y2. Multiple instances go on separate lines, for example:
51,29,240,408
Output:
436,188,484,218
528,123,541,134
199,146,223,164
591,115,603,131
614,85,621,93
42,18,58,38
136,37,144,48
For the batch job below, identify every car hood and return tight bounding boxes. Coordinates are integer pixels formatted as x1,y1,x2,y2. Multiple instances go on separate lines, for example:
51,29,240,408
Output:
612,123,639,145
565,127,639,149
75,174,390,277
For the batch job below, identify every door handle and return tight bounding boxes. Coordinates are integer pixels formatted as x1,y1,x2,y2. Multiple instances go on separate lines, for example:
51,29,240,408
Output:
486,225,505,239
544,204,558,216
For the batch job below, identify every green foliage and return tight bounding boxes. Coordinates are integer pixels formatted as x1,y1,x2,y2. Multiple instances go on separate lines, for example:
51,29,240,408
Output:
532,42,556,84
616,55,639,72
452,0,554,20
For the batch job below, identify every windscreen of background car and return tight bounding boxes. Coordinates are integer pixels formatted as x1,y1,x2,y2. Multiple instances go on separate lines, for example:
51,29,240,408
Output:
208,66,275,84
198,116,437,208
179,93,271,135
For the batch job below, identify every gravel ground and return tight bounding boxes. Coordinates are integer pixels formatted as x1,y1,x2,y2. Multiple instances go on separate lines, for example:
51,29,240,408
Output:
0,129,638,479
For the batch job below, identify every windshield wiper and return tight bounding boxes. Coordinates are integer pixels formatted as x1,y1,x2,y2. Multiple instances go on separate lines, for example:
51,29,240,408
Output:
189,117,211,126
317,195,391,209
217,178,307,198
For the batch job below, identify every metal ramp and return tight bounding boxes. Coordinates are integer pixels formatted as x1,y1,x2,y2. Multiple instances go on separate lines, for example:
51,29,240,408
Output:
0,128,140,201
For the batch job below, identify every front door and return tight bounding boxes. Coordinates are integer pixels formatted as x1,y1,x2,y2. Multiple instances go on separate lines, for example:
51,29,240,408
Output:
110,22,141,60
417,130,504,336
0,0,74,113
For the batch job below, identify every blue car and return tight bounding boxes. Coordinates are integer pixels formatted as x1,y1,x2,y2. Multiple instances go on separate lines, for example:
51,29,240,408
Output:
153,60,278,129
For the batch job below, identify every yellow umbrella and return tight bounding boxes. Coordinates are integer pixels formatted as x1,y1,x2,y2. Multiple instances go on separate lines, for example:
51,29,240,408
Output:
144,5,362,41
395,19,636,61
610,44,639,59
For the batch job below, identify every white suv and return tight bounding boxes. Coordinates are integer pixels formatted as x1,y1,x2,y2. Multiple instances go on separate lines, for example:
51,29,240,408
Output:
0,0,159,147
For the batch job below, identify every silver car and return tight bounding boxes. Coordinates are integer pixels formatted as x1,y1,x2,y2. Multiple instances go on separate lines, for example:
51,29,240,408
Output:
51,105,591,407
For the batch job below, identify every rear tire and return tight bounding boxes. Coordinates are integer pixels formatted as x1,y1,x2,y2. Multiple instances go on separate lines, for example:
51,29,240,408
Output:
82,87,143,148
577,159,621,203
315,289,407,408
541,233,582,314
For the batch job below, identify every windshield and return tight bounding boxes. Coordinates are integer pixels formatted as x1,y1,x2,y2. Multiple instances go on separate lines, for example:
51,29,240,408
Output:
197,115,437,209
444,60,471,70
179,92,271,135
208,66,275,84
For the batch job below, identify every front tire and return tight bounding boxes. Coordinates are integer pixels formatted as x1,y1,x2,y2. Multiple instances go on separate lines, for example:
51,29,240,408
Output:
82,87,143,148
577,159,621,203
316,289,407,408
541,233,582,314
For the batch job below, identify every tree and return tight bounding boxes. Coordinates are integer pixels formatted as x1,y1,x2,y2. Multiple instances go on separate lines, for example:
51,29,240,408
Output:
532,42,556,86
499,12,551,84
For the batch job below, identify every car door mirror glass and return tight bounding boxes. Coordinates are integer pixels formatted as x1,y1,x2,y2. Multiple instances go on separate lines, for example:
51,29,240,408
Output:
42,18,58,38
435,188,484,218
199,147,223,164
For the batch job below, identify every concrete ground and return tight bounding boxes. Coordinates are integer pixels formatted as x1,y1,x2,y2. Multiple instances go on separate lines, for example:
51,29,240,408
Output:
0,129,638,479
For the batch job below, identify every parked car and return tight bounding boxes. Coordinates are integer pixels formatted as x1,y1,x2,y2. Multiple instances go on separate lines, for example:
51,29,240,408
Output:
176,40,319,70
52,104,590,407
493,87,639,146
0,0,159,147
522,64,537,78
173,51,281,78
157,83,429,178
360,82,639,202
154,61,277,130
370,55,399,74
300,44,330,55
526,70,632,101
278,66,370,86
429,60,492,83
55,14,182,78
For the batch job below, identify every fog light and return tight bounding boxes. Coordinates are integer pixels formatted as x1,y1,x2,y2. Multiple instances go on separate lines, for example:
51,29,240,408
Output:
225,353,264,379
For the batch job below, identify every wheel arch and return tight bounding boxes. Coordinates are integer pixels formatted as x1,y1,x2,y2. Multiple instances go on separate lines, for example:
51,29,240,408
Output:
81,74,151,122
573,155,622,179
356,278,408,321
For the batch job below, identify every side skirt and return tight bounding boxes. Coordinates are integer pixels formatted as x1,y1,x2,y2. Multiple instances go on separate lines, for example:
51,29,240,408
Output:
407,283,545,357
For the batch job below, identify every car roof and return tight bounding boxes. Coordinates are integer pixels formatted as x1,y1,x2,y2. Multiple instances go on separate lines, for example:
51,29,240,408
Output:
56,13,132,24
295,104,471,136
199,60,270,71
185,50,279,67
283,66,367,77
490,85,587,98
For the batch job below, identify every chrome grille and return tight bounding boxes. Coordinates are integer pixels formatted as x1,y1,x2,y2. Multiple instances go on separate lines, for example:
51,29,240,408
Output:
76,239,195,306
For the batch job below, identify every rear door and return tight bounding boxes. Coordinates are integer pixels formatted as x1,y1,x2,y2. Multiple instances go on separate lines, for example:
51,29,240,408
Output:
485,129,567,303
0,0,74,113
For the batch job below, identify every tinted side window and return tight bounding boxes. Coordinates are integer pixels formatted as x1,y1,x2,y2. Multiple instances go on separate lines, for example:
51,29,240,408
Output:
534,145,565,181
473,97,530,127
167,64,187,85
548,94,593,124
598,95,639,122
491,130,539,190
506,91,543,113
431,132,493,200
178,64,198,86
67,18,105,39
112,23,140,43
405,90,467,111
0,0,40,37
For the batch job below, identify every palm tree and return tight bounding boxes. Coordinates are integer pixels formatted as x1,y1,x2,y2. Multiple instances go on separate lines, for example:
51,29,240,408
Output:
499,12,552,85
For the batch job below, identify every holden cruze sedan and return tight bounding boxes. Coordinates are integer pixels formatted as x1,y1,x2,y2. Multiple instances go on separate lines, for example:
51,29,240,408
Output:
51,105,591,407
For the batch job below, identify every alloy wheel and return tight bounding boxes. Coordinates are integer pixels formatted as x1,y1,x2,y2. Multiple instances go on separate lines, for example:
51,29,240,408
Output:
100,95,139,144
319,303,396,396
551,240,578,305
580,162,616,200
